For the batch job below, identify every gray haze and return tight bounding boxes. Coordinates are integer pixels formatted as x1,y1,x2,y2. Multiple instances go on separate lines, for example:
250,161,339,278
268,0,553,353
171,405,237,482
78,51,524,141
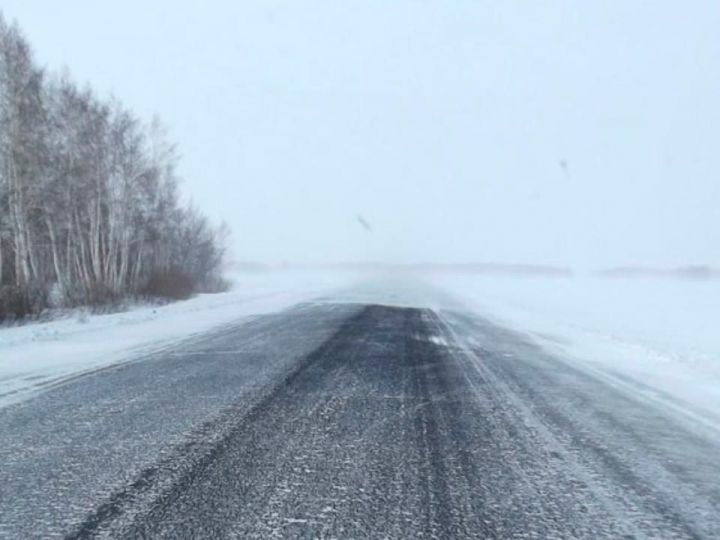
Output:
4,1,719,267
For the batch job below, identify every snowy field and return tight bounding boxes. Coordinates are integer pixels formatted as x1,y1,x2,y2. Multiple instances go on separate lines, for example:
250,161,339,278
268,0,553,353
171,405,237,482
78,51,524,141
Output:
1,269,719,437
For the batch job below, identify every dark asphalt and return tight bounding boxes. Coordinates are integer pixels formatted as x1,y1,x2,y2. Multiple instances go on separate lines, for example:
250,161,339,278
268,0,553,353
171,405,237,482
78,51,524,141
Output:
1,303,720,538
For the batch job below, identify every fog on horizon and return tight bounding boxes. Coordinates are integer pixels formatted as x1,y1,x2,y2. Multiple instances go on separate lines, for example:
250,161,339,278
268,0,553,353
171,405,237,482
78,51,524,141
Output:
4,0,719,270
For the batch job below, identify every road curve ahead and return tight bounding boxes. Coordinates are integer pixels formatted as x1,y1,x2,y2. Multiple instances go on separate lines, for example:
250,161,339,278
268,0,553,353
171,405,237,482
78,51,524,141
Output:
2,303,720,538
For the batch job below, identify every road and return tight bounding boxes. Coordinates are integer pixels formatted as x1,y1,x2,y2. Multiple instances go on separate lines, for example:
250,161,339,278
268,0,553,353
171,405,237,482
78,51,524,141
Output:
1,301,719,538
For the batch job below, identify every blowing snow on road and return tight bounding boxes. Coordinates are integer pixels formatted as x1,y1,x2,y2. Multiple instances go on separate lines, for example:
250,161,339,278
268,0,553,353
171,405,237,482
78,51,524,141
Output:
1,280,719,539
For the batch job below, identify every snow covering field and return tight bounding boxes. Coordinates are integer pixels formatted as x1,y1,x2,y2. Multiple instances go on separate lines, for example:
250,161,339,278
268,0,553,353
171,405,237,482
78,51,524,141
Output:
433,274,720,434
1,269,719,437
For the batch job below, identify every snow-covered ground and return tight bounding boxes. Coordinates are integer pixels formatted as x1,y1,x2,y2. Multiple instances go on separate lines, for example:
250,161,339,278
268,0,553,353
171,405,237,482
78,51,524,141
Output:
432,274,720,433
2,269,719,436
0,270,357,408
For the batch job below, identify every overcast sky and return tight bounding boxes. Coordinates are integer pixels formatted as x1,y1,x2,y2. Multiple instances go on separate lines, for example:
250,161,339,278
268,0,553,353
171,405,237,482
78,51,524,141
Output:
3,1,719,267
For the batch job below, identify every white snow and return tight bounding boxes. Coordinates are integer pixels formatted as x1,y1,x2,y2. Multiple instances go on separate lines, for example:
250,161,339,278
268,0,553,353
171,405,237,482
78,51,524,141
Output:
432,274,720,432
3,269,719,434
0,270,356,408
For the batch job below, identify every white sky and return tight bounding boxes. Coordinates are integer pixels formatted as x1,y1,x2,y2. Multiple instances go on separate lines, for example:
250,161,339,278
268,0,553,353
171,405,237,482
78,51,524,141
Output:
3,1,719,267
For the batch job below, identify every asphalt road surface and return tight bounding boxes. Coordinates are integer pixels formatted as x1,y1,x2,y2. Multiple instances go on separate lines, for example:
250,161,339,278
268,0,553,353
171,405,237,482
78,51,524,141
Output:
1,302,719,538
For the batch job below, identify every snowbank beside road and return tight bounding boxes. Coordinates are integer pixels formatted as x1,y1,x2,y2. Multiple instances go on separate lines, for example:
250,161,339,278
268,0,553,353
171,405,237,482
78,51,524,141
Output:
0,270,355,408
432,274,720,431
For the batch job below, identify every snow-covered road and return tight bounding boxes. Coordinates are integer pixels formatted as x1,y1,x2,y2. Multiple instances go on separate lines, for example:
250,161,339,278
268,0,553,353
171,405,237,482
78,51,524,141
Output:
1,281,719,538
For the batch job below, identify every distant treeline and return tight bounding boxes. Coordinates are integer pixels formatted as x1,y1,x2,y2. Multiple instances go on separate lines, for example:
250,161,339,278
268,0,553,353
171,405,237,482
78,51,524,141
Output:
0,13,227,319
599,266,720,280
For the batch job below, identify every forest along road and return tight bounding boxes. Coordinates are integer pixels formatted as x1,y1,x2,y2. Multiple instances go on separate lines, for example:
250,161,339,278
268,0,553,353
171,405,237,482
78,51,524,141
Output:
1,303,720,538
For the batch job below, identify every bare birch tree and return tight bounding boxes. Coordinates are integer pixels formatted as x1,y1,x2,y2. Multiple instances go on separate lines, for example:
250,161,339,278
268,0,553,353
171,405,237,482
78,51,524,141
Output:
0,12,228,318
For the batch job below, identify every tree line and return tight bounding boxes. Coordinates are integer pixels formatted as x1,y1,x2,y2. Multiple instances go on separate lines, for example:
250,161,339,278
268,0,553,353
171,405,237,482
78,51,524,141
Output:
1,13,228,319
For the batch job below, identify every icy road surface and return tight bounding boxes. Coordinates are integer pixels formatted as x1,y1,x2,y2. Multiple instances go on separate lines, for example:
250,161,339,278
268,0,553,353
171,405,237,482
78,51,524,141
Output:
1,302,720,538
